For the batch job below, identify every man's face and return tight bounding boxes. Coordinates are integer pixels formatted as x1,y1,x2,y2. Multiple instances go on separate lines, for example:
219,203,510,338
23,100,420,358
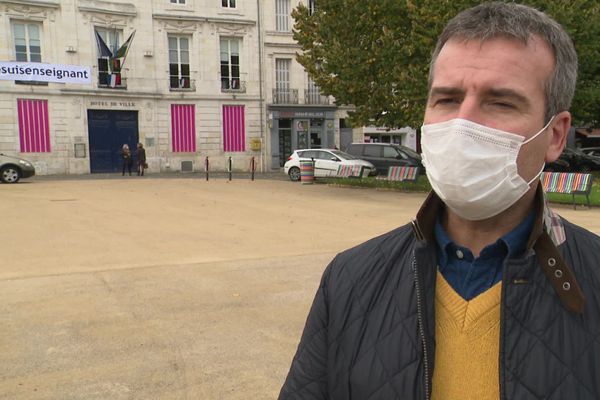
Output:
424,36,566,181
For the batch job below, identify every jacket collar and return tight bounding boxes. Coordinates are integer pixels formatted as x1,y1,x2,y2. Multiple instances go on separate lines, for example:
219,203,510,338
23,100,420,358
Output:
411,186,585,314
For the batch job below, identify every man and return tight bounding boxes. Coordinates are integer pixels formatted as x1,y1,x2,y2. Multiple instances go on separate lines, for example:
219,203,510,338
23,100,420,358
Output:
279,2,600,399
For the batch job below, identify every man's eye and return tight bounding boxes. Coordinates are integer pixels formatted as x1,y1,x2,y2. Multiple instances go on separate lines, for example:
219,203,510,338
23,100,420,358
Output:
492,102,515,109
435,98,458,105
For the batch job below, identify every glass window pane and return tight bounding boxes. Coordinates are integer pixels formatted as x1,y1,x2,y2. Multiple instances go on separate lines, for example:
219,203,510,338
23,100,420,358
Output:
98,58,109,72
170,64,179,76
180,38,188,50
169,50,178,63
222,0,228,6
231,0,236,7
181,64,190,76
168,37,178,50
230,40,239,53
364,146,381,157
220,39,228,53
30,53,41,62
110,31,119,49
231,55,239,65
383,147,397,158
13,24,25,40
231,66,239,78
27,24,40,40
220,64,229,78
220,51,229,62
16,52,28,62
180,50,189,64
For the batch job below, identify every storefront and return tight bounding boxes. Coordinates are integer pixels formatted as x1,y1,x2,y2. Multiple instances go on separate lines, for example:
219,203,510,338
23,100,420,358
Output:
269,108,336,168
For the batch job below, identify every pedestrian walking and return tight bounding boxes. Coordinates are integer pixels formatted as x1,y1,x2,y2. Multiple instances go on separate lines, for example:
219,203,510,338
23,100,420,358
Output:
136,142,146,176
121,144,132,176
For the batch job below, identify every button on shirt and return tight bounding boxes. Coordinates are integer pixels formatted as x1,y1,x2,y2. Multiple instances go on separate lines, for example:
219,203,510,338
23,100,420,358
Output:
434,211,535,301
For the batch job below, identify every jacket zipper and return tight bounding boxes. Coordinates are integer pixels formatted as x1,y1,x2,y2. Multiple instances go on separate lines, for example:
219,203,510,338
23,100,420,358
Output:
412,254,431,400
411,219,431,400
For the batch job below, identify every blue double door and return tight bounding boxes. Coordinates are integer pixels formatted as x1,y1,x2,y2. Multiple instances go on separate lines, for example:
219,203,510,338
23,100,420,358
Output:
88,110,139,173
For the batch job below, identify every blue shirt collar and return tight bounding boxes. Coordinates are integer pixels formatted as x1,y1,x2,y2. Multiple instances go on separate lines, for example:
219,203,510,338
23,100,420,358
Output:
434,210,535,262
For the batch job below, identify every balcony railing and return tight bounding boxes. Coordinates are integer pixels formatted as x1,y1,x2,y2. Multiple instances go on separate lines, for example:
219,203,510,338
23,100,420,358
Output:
98,76,127,89
170,78,196,92
221,78,247,93
273,88,299,104
305,88,330,105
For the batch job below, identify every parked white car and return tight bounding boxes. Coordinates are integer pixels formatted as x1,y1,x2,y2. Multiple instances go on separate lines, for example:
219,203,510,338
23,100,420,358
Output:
284,149,376,181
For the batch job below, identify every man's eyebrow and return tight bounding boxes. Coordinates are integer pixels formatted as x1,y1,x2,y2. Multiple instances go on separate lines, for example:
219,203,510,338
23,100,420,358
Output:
485,88,529,105
429,87,465,97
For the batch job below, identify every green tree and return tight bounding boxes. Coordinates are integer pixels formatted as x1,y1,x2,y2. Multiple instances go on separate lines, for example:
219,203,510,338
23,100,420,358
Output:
293,0,600,128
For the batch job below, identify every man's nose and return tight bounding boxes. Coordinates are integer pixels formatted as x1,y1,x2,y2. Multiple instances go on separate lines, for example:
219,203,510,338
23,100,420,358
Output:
455,98,484,124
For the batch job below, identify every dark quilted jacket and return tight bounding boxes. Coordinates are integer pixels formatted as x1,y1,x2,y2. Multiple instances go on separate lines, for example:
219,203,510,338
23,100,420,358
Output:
279,191,600,399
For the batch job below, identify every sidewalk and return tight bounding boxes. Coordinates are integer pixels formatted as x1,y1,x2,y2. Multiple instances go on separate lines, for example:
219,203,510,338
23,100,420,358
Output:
30,170,288,182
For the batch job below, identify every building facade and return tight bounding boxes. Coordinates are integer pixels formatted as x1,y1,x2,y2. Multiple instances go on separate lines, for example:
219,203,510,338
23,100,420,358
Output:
262,0,352,168
0,0,357,175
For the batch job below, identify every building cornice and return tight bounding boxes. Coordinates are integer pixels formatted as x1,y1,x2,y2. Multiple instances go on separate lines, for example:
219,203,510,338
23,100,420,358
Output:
264,42,301,49
0,0,59,9
152,13,256,26
78,0,136,17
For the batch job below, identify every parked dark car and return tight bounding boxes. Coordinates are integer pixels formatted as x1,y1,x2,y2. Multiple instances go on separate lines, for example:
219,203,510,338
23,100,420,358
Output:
544,147,600,173
0,153,36,183
345,143,423,175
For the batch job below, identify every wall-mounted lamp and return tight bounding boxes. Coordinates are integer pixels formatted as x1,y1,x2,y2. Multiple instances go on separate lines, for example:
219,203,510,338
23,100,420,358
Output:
66,46,77,53
143,50,153,57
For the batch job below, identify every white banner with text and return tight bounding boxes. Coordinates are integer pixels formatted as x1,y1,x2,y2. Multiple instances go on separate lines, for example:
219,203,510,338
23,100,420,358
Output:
0,61,92,84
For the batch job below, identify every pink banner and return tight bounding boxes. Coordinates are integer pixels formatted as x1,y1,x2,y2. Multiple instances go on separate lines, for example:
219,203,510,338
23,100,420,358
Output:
171,104,196,152
17,99,50,153
223,105,245,152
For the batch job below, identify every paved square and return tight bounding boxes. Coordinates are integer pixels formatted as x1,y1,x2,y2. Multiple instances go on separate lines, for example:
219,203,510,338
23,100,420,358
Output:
1,177,598,399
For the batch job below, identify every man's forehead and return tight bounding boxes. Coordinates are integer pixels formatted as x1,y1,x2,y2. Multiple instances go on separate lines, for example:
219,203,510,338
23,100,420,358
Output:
431,36,554,90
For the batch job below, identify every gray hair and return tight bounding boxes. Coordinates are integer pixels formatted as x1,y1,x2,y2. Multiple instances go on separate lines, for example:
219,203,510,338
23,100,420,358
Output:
429,2,578,121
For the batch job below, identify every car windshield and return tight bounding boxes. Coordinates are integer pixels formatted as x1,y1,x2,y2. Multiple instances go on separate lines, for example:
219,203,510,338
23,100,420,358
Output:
330,150,356,160
396,146,421,159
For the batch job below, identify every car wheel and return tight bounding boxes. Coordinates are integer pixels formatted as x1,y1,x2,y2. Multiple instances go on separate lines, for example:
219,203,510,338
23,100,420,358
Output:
288,167,301,182
0,166,21,183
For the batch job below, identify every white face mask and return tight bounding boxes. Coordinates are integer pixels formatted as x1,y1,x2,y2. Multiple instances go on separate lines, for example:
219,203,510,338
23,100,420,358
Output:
421,117,554,221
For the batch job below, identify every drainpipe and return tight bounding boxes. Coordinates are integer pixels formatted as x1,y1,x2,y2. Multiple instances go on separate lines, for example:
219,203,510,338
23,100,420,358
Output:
257,0,265,172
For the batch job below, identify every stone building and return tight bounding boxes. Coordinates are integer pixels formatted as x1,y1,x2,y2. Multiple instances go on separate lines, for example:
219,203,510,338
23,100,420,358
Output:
0,0,356,175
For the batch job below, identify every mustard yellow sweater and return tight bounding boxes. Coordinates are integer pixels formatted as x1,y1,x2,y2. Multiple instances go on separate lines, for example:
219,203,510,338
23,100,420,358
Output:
431,271,502,400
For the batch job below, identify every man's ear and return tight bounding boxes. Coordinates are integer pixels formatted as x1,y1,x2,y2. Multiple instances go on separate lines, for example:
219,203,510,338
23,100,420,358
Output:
545,111,571,162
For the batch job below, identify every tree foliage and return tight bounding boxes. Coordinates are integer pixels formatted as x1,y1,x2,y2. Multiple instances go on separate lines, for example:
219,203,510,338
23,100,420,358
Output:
292,0,600,128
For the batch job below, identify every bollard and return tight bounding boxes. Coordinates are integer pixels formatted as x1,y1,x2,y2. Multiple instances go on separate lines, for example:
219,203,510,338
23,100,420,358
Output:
228,156,232,181
300,158,315,184
205,156,209,181
250,157,256,181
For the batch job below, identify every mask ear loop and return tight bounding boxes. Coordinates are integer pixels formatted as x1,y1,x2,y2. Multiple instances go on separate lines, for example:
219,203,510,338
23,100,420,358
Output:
523,115,556,186
522,115,555,145
527,163,546,186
